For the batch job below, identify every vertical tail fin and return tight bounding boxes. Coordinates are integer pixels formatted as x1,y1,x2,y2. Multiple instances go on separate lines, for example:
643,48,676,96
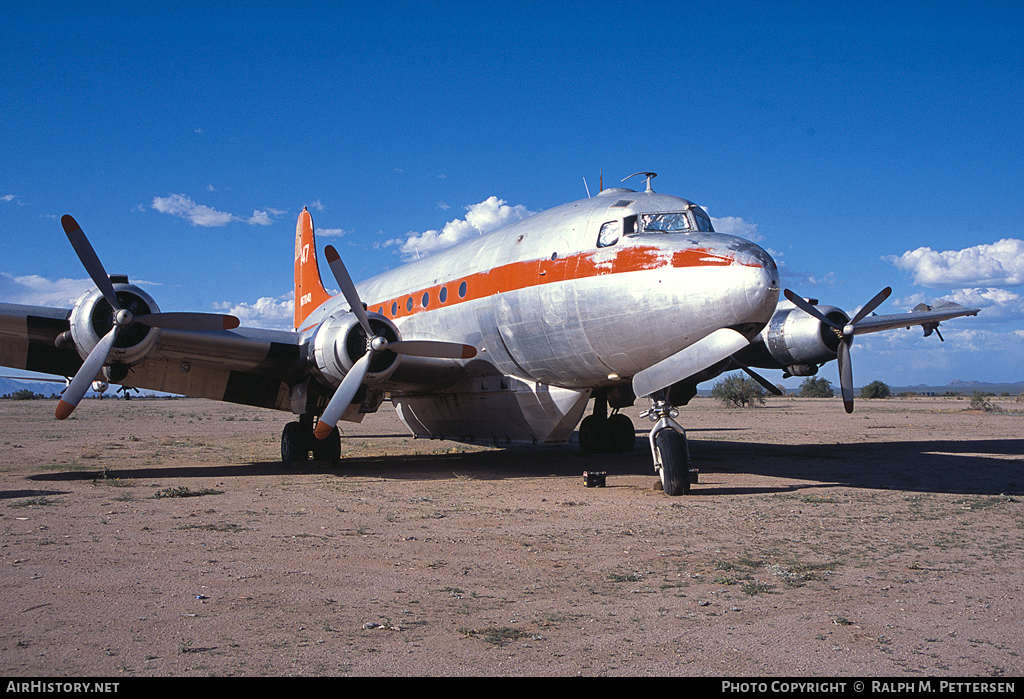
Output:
294,207,333,330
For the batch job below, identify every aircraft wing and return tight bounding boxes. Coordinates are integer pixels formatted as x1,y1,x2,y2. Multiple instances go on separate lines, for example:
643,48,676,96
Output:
0,302,302,410
850,300,980,337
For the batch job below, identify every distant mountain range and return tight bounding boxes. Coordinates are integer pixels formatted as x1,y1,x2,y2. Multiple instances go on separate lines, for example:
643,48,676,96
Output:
0,377,157,398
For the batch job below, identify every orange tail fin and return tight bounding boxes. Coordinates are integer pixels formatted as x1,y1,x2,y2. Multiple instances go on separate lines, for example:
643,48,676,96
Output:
294,207,333,330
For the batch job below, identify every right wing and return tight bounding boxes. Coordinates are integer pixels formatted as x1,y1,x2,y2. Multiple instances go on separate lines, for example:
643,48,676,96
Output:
0,302,302,411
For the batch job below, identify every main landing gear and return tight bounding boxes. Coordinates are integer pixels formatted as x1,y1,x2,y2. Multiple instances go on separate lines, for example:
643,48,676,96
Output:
578,391,636,455
640,393,694,496
281,414,341,467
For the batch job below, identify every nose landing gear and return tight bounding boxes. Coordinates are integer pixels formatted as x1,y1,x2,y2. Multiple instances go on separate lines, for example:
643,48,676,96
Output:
640,394,694,496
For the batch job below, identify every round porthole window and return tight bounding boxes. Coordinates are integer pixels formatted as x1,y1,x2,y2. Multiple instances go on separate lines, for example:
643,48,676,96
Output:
459,281,467,298
406,297,414,312
421,291,429,308
391,301,398,316
439,286,448,303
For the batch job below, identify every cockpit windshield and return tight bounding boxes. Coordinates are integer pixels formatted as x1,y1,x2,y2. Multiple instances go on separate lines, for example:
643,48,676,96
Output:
641,213,690,233
640,211,715,234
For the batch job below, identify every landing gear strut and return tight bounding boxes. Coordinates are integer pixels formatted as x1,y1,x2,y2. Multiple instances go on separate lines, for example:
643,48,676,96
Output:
640,393,694,496
281,414,340,467
578,391,636,454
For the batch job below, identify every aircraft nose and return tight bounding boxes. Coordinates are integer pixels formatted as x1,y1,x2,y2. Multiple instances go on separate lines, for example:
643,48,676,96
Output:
735,240,780,323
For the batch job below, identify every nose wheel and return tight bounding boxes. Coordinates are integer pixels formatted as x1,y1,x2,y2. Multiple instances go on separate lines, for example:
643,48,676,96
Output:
640,396,694,496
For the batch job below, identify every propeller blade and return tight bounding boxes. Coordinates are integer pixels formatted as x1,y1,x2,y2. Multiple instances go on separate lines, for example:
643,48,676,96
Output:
740,365,784,395
56,325,119,420
783,289,842,331
135,312,240,331
848,287,892,328
323,245,371,336
837,338,854,413
314,352,371,440
387,339,477,359
61,215,121,312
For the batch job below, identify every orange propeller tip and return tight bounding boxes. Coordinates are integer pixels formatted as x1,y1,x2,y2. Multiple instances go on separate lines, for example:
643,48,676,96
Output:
55,400,74,420
313,421,335,440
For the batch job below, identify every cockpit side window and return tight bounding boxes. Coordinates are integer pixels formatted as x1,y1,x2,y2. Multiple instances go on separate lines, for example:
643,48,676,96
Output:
693,210,714,232
597,220,621,248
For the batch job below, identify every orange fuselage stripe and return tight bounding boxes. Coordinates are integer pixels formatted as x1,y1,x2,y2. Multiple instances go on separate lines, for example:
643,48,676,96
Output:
363,244,750,322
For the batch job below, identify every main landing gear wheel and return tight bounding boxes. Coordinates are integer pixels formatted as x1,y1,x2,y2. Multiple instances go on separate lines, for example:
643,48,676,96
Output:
578,392,636,455
281,418,341,467
655,429,690,496
281,422,310,467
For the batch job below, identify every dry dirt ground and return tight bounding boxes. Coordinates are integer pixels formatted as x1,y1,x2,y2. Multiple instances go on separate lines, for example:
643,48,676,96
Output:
1,394,1022,677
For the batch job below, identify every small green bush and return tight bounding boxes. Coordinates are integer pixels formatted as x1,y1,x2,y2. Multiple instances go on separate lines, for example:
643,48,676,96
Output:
799,377,834,398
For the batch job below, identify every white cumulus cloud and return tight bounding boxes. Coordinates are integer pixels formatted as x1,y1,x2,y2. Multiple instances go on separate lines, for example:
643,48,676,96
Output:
0,272,93,307
889,238,1024,288
214,294,294,330
711,215,761,242
152,194,287,228
396,196,533,260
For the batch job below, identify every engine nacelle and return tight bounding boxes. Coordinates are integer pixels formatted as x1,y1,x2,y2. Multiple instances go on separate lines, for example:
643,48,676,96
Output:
762,304,849,370
310,310,402,389
66,277,162,374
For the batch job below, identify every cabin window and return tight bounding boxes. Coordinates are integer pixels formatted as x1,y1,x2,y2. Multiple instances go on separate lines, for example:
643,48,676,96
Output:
421,291,429,308
439,286,448,303
391,301,398,316
459,281,467,298
406,297,414,312
597,220,621,248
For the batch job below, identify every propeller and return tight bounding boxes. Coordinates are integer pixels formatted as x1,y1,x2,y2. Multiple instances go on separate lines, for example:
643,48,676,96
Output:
732,361,784,396
314,245,476,439
783,286,892,413
55,215,241,420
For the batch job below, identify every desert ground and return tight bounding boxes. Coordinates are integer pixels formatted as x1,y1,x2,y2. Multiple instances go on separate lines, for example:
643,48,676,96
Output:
0,394,1022,677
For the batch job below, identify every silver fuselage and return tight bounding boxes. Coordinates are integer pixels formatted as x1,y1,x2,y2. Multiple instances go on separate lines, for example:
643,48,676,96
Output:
301,187,780,395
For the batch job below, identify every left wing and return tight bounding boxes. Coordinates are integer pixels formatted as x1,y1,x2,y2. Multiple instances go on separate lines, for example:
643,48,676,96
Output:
0,302,302,411
845,300,979,338
733,288,981,412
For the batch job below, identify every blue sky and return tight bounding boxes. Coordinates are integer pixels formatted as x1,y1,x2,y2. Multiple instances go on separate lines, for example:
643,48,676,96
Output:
2,1,1022,388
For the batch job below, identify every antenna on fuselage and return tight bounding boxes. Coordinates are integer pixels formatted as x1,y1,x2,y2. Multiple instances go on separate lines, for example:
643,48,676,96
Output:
622,171,657,193
583,177,591,198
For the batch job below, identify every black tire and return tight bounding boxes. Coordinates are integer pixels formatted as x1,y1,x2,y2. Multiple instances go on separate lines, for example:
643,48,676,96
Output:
312,426,342,466
578,415,608,454
606,413,636,453
656,429,690,496
281,422,310,466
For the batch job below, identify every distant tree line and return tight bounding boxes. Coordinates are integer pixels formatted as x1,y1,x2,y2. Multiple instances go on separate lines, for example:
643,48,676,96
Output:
1,389,58,400
711,374,897,408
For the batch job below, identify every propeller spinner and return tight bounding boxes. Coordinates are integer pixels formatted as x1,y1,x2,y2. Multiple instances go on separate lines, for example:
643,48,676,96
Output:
783,287,892,413
55,215,240,420
313,245,476,439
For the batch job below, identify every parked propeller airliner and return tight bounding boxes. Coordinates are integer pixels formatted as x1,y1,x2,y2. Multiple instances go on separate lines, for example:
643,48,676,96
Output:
0,173,979,495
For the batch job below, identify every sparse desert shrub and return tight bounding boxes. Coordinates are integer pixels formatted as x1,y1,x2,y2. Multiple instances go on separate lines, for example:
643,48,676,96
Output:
969,391,1001,413
711,374,766,408
860,380,891,399
799,376,834,398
